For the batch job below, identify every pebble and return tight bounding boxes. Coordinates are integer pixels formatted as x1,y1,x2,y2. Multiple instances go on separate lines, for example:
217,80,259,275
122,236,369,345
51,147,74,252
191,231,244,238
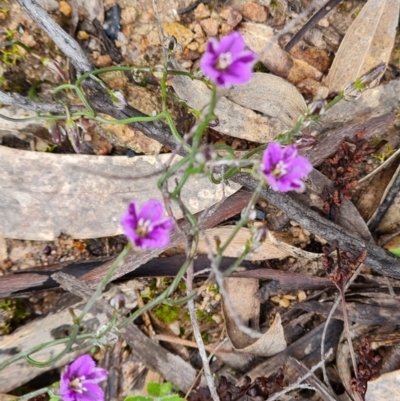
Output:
163,22,194,47
59,0,72,17
212,314,223,324
220,7,243,28
77,30,89,40
194,3,210,20
242,2,268,23
297,290,307,302
220,23,233,36
279,298,290,308
96,54,113,67
121,7,137,25
200,18,219,37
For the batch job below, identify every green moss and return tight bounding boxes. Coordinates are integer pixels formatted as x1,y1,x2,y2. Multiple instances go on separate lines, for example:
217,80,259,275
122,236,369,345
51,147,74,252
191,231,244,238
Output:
154,304,180,324
253,61,268,73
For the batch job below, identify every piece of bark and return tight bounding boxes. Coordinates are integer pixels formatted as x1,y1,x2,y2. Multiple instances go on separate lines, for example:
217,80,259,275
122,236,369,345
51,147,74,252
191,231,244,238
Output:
52,272,204,392
0,147,239,240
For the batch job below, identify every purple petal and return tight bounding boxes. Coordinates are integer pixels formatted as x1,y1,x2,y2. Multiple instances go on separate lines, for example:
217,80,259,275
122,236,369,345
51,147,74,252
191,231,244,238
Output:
78,383,105,401
86,367,108,383
218,32,245,55
138,200,164,222
262,142,283,172
120,214,139,243
68,355,96,378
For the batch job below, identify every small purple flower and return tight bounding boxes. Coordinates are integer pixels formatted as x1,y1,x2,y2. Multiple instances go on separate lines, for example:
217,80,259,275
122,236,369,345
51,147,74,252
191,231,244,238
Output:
121,200,174,249
60,354,107,401
200,32,256,87
261,142,312,192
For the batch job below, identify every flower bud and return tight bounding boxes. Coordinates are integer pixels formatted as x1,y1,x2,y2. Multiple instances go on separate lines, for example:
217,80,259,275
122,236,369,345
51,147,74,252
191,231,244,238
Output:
109,290,127,311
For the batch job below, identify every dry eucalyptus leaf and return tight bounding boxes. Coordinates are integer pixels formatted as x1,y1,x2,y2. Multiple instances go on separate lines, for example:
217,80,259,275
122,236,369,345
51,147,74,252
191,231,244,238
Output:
170,70,275,143
325,0,400,93
0,146,240,240
226,72,307,129
222,277,286,357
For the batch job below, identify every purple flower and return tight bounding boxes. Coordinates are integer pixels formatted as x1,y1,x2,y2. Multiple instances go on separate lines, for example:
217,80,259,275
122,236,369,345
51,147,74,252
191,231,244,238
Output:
60,354,107,401
121,200,174,249
261,142,312,192
200,32,256,87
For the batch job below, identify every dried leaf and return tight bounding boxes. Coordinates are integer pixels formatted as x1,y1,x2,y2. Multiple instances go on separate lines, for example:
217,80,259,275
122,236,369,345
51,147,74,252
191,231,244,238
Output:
170,69,275,143
170,69,306,142
0,146,240,240
325,0,400,93
226,73,307,129
222,277,286,357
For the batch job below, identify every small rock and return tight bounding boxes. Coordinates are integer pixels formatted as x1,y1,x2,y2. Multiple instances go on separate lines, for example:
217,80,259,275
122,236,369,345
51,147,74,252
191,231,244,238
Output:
279,298,290,308
194,3,210,20
77,30,89,40
192,23,206,43
59,0,72,17
220,23,233,36
96,54,113,67
182,48,200,60
169,321,180,336
242,2,268,23
121,7,137,25
220,7,243,28
212,314,223,324
318,18,329,28
270,295,281,304
187,41,199,51
163,22,194,47
297,290,307,302
200,18,219,37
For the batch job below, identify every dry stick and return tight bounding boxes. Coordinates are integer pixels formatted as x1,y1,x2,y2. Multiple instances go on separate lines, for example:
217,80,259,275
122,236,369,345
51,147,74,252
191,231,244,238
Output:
320,263,364,396
186,262,220,401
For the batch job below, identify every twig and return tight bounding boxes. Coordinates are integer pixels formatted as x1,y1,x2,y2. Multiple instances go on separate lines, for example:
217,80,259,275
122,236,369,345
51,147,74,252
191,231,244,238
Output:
186,261,220,401
267,349,334,401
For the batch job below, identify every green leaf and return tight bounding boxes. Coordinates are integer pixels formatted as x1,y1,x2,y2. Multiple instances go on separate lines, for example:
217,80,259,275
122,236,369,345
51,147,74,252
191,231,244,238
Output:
147,382,172,397
124,396,153,401
389,247,400,257
162,395,186,401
